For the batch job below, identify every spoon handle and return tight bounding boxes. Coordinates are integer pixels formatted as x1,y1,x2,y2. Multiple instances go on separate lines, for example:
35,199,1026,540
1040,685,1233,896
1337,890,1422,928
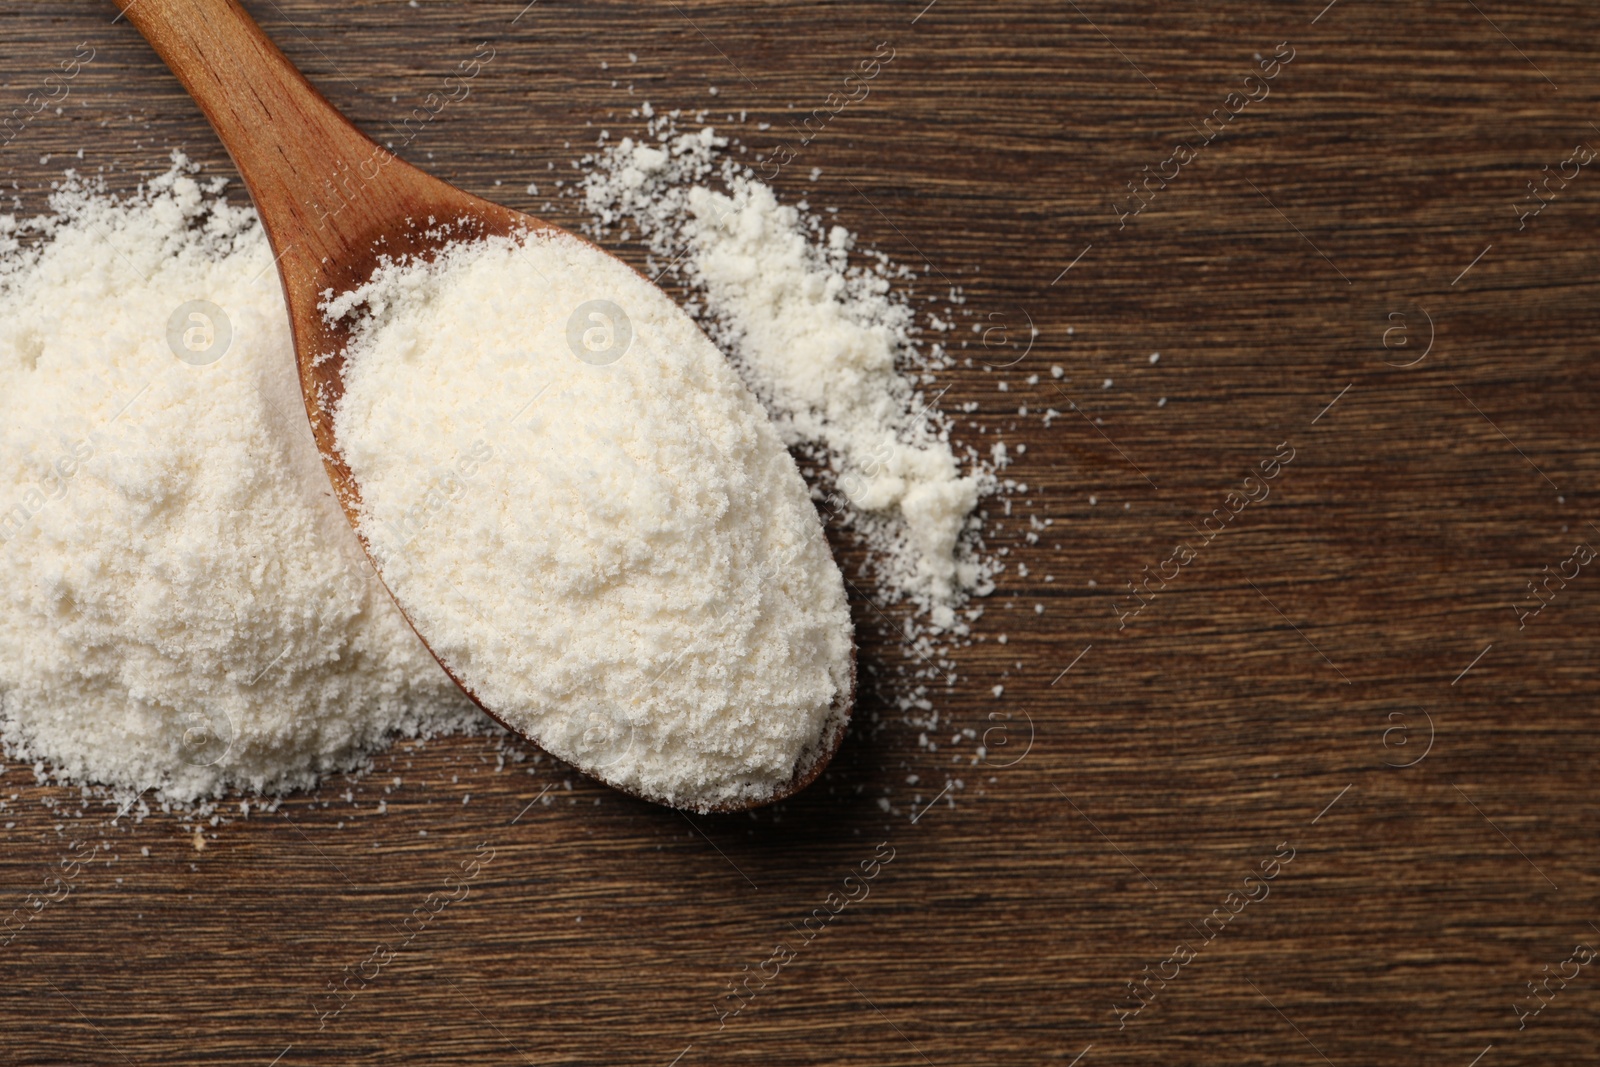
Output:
111,0,400,282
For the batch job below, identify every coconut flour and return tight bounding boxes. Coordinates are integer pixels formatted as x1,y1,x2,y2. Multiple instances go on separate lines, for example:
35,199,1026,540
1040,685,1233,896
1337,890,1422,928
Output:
0,109,997,808
327,229,854,810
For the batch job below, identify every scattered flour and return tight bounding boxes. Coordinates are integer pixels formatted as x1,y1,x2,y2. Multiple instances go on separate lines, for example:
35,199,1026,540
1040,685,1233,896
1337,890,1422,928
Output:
580,117,994,631
328,230,854,811
0,161,478,804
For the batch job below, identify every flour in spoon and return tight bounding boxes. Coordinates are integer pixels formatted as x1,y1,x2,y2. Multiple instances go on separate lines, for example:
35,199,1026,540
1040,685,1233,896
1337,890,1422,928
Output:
327,230,854,810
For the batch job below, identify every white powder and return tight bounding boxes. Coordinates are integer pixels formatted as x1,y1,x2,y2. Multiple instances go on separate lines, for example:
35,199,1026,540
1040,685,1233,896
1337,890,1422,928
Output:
0,161,478,804
0,115,990,809
581,118,993,631
328,230,854,811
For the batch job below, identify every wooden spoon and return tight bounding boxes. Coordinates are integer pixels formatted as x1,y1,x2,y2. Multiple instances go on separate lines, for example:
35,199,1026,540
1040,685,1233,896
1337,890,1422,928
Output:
112,0,853,812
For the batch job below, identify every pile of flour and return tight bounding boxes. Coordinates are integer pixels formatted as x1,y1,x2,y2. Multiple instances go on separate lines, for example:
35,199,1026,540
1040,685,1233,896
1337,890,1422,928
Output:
327,230,854,811
0,161,479,802
580,117,994,632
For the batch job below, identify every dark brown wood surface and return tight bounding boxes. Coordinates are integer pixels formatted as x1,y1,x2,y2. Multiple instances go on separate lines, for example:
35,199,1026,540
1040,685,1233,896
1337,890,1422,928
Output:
3,1,1599,1064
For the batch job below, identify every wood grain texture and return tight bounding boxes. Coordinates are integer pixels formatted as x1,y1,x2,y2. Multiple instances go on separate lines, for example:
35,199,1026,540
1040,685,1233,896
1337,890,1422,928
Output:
2,1,1599,1064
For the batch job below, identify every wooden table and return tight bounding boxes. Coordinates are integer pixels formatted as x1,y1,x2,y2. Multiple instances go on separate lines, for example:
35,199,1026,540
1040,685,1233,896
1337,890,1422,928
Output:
2,1,1597,1063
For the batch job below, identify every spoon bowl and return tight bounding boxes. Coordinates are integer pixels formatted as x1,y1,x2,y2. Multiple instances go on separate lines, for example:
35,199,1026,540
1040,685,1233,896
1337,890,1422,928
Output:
113,0,853,812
